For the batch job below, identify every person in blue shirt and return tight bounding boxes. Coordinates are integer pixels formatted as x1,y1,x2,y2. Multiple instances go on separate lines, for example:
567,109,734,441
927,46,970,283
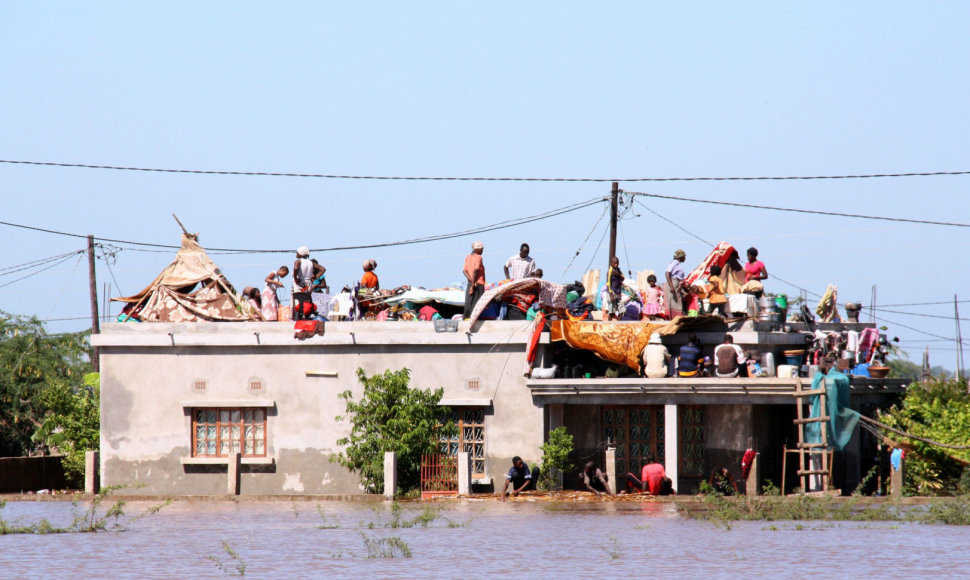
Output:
677,333,704,378
499,456,540,500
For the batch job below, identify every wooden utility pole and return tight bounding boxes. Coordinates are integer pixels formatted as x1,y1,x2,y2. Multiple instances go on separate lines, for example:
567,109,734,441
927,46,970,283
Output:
608,182,619,261
87,235,100,372
955,294,964,383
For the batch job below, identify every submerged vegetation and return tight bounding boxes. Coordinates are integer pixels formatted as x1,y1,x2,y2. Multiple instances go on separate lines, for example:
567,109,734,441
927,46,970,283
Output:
0,493,171,535
687,488,970,526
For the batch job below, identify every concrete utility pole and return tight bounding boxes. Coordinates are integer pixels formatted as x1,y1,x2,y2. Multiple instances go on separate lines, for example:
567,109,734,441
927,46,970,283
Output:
87,235,100,372
608,182,619,261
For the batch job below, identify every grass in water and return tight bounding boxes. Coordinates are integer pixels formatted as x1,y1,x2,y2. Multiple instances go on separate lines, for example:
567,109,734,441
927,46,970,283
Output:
207,541,247,576
686,489,970,526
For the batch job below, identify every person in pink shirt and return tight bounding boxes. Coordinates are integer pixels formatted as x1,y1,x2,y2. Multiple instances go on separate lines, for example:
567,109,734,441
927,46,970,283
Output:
743,247,768,283
623,460,674,495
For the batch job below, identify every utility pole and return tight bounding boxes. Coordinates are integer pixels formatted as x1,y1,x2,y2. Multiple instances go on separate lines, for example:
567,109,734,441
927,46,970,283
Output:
87,235,100,372
955,294,964,383
608,182,619,261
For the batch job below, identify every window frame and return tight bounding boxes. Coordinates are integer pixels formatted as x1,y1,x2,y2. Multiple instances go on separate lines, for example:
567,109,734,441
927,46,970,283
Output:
440,407,487,479
191,407,268,459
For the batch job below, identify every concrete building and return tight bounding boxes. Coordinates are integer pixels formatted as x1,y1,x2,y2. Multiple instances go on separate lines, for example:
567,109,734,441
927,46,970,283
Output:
92,319,907,495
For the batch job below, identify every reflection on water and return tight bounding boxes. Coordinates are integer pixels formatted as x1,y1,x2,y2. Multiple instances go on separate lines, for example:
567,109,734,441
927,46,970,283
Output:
2,498,970,577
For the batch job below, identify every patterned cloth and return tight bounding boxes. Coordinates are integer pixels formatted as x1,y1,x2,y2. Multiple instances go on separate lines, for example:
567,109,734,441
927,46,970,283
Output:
467,279,568,326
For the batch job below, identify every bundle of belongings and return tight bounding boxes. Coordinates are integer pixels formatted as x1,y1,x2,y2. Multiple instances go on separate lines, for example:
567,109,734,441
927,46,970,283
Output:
467,278,569,326
113,232,256,322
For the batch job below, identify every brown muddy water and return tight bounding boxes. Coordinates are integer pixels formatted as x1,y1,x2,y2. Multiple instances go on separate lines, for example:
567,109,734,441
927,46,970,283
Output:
2,498,970,578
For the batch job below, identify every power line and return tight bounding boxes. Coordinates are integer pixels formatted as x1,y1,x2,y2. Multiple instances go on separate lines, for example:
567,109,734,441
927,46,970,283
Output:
0,251,85,289
873,308,967,321
0,250,86,276
3,158,970,182
633,199,714,246
876,299,970,308
626,191,970,228
0,197,605,254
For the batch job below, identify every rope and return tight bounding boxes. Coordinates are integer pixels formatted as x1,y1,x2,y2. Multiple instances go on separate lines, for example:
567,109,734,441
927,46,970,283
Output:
858,415,970,450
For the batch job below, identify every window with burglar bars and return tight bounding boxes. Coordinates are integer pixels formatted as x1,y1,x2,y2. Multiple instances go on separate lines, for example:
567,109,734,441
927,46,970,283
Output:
192,408,267,457
679,405,705,478
440,408,486,478
603,406,664,477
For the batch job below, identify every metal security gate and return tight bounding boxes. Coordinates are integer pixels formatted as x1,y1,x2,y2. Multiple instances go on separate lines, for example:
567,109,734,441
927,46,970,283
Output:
603,406,665,477
420,454,458,499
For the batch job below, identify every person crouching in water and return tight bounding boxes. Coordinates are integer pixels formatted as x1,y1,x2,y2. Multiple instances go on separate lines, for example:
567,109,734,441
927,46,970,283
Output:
579,461,614,496
499,456,539,501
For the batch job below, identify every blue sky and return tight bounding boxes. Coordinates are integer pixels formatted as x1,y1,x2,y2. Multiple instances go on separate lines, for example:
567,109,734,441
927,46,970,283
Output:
2,3,968,367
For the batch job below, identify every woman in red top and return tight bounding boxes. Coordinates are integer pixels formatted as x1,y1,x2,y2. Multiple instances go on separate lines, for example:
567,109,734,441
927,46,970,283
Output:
743,247,768,283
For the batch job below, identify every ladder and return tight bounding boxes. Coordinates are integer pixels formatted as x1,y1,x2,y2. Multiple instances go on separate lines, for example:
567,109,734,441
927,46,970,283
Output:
783,377,832,493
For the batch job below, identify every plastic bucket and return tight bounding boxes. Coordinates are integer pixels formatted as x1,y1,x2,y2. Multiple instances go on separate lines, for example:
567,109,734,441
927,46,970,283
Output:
783,349,804,366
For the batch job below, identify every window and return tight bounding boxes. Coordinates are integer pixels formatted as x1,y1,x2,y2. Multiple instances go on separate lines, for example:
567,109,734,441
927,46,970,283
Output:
603,406,665,476
679,406,705,479
192,408,267,457
440,408,486,479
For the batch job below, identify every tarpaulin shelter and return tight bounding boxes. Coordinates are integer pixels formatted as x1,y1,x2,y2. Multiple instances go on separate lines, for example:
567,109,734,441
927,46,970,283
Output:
113,233,255,322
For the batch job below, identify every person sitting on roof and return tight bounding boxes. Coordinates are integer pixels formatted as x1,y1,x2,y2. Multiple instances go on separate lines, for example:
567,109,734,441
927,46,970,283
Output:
579,461,614,496
641,333,671,378
504,242,536,280
241,287,263,319
714,335,746,378
677,333,704,378
361,259,379,290
499,456,540,501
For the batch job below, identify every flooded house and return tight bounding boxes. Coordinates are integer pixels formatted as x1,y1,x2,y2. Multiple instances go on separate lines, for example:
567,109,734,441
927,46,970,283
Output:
92,234,908,496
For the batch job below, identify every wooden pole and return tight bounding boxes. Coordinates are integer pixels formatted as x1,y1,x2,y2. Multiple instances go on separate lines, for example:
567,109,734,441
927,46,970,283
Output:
954,294,963,383
608,182,618,261
87,235,100,372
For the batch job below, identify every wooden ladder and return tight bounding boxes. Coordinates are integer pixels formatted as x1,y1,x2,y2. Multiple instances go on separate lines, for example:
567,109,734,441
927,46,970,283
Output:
783,377,832,493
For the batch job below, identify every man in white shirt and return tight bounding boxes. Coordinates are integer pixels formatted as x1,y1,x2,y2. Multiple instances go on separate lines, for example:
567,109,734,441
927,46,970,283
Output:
641,333,671,378
504,243,537,280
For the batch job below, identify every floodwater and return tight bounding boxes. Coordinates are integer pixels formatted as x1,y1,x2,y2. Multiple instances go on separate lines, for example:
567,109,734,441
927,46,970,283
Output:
2,498,970,578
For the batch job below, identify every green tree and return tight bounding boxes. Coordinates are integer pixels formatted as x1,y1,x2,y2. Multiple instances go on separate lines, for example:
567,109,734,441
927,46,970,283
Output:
32,372,100,485
0,311,91,457
538,426,574,491
332,368,455,494
878,377,970,495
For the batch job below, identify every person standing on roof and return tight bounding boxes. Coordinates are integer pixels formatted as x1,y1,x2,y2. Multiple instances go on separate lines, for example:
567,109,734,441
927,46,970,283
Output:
463,241,486,319
503,243,536,280
293,246,326,294
666,249,688,318
361,259,379,290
